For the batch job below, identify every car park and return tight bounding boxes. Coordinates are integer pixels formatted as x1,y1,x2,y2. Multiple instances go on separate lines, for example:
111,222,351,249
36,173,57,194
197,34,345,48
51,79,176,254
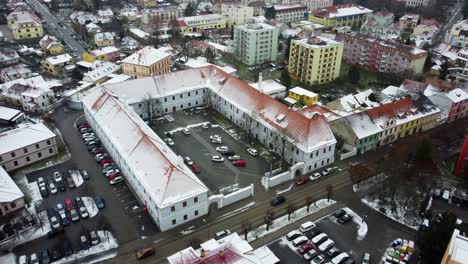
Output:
191,164,201,173
136,247,155,259
332,252,350,264
30,253,39,264
292,235,308,247
311,255,325,264
80,235,90,250
299,221,316,233
184,157,194,165
227,155,241,160
296,242,314,254
182,128,190,135
286,230,302,241
304,249,318,260
311,233,328,245
318,238,335,252
90,231,100,245
295,176,309,185
310,173,321,181
247,148,258,156
321,167,334,176
216,146,229,153
110,176,124,185
327,247,340,258
232,159,246,166
211,156,224,162
333,209,346,219
338,214,353,224
214,229,231,240
94,196,105,209
271,196,286,206
165,131,174,138
164,138,175,146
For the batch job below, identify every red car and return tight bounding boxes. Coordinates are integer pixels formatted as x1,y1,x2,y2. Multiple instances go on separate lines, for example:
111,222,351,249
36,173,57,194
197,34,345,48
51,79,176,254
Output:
297,242,314,255
108,173,122,181
232,159,246,167
78,124,90,129
191,164,201,173
65,199,74,211
295,176,309,186
100,159,113,166
94,149,105,154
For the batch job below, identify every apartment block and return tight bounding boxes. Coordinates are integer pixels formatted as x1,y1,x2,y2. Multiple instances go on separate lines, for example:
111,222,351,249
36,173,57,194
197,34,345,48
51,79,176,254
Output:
288,36,343,85
233,23,279,66
0,123,58,172
309,4,373,29
340,33,427,75
266,5,307,23
141,5,182,32
121,46,171,78
177,14,227,33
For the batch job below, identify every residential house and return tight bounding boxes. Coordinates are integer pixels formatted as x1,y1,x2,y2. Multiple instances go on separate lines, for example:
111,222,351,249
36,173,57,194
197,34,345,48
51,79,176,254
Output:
445,19,468,48
43,53,74,77
0,64,33,83
265,5,307,23
0,123,57,172
39,35,64,55
85,23,102,35
411,19,440,48
288,36,343,85
233,23,279,66
119,5,140,22
177,14,227,33
97,9,113,24
70,11,98,25
399,13,420,30
94,32,115,47
0,48,20,67
121,46,171,78
403,0,433,8
360,10,402,40
309,4,373,29
340,33,428,75
82,61,121,84
82,46,120,63
0,106,25,125
7,11,43,40
0,166,25,217
286,86,319,106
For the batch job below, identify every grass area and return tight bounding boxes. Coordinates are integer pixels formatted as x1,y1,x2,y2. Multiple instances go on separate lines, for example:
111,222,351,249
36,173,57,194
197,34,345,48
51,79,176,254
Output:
339,63,378,89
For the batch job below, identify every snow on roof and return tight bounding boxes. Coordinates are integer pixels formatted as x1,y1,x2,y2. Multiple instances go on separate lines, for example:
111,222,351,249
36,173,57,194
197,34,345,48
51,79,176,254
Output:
102,74,132,85
121,46,171,66
82,88,208,208
45,53,72,65
0,48,19,62
167,233,279,264
0,166,24,203
272,4,306,11
0,64,31,77
448,229,468,263
298,103,341,122
0,123,56,155
130,28,150,39
446,88,468,103
7,11,41,28
180,14,226,25
83,62,120,83
251,79,286,95
101,66,336,153
94,32,114,42
313,4,372,18
0,106,23,122
345,112,382,139
382,85,400,97
289,87,318,98
77,61,93,68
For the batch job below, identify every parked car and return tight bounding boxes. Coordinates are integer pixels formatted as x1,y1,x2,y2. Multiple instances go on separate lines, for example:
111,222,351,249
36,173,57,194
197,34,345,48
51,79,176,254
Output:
304,229,321,239
79,127,92,134
227,155,241,161
164,138,175,146
223,150,236,156
210,135,221,140
311,233,328,245
100,159,113,166
292,235,308,247
53,172,63,182
191,164,201,173
18,255,28,264
214,229,231,240
433,188,441,198
271,196,286,206
56,180,66,192
136,247,155,259
311,255,325,264
321,167,335,176
184,157,194,165
70,209,79,222
303,249,318,260
286,230,302,241
90,147,104,154
442,190,450,200
332,253,350,264
75,197,84,207
232,159,246,167
94,196,105,209
182,128,190,135
81,133,95,139
201,122,210,129
295,176,309,186
80,235,90,250
86,141,101,148
216,146,229,153
362,253,370,264
47,211,60,230
30,253,39,264
63,240,73,257
211,138,222,144
247,148,258,156
77,124,90,129
318,239,335,252
310,173,321,181
66,177,75,189
48,182,58,194
110,176,124,185
165,131,174,138
37,177,46,187
90,231,100,245
108,173,122,181
296,242,314,254
105,169,120,178
333,209,346,219
40,250,50,264
57,204,69,225
95,153,109,162
78,206,89,219
338,214,353,224
65,199,74,211
300,221,316,233
211,156,224,162
327,247,340,258
39,185,49,197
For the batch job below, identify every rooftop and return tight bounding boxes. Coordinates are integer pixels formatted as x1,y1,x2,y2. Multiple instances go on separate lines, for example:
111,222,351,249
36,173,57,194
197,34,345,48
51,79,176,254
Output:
446,229,468,263
83,61,120,83
293,36,342,48
180,14,226,24
446,88,468,103
235,22,276,31
250,79,286,94
0,48,19,62
345,112,382,139
7,11,41,28
313,4,372,19
0,123,56,155
121,46,171,66
0,166,23,203
45,53,73,65
0,106,23,122
289,86,318,98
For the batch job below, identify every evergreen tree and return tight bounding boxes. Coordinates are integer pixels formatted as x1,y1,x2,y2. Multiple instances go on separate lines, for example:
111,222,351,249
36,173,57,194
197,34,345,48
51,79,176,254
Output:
184,2,195,17
348,65,361,84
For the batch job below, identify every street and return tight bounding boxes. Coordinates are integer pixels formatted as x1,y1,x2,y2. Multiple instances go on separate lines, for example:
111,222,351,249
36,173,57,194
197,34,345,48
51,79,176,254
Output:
23,0,85,55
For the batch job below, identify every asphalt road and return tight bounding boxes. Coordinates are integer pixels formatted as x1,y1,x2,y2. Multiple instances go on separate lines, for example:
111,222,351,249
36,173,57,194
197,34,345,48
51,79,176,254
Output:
437,1,464,42
24,0,85,55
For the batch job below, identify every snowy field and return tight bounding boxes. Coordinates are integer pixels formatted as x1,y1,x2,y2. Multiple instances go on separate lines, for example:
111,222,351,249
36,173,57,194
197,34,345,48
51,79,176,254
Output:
82,196,99,218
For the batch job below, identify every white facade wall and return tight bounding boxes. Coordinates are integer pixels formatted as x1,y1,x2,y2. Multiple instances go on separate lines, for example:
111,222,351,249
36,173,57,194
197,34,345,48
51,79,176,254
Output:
20,90,55,110
405,0,432,7
275,8,307,23
305,0,333,12
221,5,255,26
233,23,279,66
0,137,58,172
0,197,25,216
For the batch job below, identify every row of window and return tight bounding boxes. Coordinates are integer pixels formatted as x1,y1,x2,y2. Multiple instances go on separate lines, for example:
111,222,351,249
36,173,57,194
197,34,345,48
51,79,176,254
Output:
305,158,331,171
170,197,199,212
1,140,52,161
6,148,54,168
172,210,199,225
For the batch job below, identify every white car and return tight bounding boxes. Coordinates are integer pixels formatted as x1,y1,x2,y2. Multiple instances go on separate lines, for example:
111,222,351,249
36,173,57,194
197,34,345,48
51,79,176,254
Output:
184,156,194,165
321,168,334,176
53,171,63,182
331,252,349,264
216,146,229,153
30,253,38,264
318,238,334,252
286,230,302,241
292,235,308,247
49,183,58,194
310,173,321,181
247,148,258,156
311,255,325,264
228,155,241,161
211,138,222,144
311,233,328,245
18,255,28,264
442,190,450,200
201,122,210,128
164,138,175,146
105,169,120,177
299,221,316,233
182,128,190,135
37,177,46,187
210,135,221,140
211,156,224,162
79,206,89,218
82,133,95,139
50,216,60,229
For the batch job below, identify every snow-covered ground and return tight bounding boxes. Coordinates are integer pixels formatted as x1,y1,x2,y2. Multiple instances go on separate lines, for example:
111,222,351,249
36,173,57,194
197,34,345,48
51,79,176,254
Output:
362,197,419,230
70,170,84,187
343,207,368,240
216,202,256,221
53,230,118,264
0,211,51,250
243,199,336,242
82,197,99,218
16,174,42,203
275,183,293,195
0,253,15,263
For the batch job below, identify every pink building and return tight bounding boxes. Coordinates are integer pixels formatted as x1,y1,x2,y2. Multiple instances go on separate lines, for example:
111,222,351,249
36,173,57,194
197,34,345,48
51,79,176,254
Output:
446,88,468,122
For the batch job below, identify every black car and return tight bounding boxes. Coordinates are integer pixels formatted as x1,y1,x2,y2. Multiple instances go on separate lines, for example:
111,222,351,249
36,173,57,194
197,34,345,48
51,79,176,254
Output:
271,196,286,206
165,131,174,138
90,147,104,154
338,214,353,224
333,209,346,218
39,186,49,197
3,224,15,236
304,229,321,239
222,150,236,156
75,197,84,207
51,250,62,261
87,143,101,150
40,250,50,264
326,247,340,258
56,180,66,192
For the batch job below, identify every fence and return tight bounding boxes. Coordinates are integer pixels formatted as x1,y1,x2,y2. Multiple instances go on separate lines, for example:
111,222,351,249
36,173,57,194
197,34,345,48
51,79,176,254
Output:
208,184,254,209
261,162,305,190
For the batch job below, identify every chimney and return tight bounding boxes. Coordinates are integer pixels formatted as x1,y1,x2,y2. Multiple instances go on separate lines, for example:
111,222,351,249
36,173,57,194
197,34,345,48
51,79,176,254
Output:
258,72,263,93
200,249,206,257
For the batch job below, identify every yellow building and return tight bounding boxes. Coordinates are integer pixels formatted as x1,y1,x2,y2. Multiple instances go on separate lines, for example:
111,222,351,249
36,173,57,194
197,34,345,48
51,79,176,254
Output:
287,87,319,106
121,46,171,78
441,229,468,264
140,0,157,8
82,46,119,63
308,4,372,29
39,35,64,55
7,11,43,40
43,53,74,76
288,36,343,85
94,32,114,47
177,14,227,33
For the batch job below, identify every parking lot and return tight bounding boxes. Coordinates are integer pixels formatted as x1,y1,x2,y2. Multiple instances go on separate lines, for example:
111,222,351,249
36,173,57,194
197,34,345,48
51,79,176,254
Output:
11,107,158,261
152,109,272,193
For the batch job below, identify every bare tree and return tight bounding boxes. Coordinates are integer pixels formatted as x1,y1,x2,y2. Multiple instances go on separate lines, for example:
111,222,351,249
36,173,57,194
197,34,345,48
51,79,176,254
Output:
326,184,334,202
305,196,316,213
190,237,202,248
287,205,295,221
241,221,251,240
350,164,372,189
141,92,159,125
264,210,273,231
272,126,295,169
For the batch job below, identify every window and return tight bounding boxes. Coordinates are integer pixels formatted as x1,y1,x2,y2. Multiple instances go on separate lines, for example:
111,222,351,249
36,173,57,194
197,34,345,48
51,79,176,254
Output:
183,214,188,220
35,144,40,149
194,197,198,203
47,140,51,145
49,148,53,154
172,219,176,225
171,206,175,212
13,161,18,166
37,152,42,158
194,210,199,216
26,156,30,162
11,152,16,158
180,94,183,99
164,98,167,102
23,148,28,154
183,201,187,207
172,96,175,100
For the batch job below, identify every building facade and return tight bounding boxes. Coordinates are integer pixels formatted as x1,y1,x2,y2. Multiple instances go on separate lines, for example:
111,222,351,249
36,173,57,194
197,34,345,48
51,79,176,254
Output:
445,19,468,48
221,3,254,26
265,5,307,23
141,5,182,32
0,48,20,68
304,0,333,12
0,64,33,83
177,14,227,33
399,13,420,30
287,86,319,105
82,46,120,63
233,23,279,66
39,35,64,55
7,11,43,40
446,88,468,122
0,166,25,217
403,0,433,8
309,4,373,29
94,32,115,47
43,53,74,76
0,123,57,172
360,11,402,40
340,33,428,75
121,46,171,78
288,36,343,85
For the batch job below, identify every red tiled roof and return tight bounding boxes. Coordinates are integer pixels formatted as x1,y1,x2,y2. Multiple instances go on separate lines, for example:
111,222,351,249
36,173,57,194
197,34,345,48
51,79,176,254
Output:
366,97,414,122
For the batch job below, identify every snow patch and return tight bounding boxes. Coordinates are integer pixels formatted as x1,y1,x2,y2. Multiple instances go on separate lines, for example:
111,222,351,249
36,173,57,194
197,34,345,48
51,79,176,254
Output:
70,170,84,187
52,230,118,264
216,202,256,221
362,198,418,230
82,196,99,218
17,174,42,203
342,208,368,240
276,183,293,195
0,253,15,263
180,226,196,235
0,211,51,250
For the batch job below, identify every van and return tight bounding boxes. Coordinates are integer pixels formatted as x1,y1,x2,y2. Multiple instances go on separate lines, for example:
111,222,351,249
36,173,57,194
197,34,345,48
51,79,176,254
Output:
299,221,316,233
